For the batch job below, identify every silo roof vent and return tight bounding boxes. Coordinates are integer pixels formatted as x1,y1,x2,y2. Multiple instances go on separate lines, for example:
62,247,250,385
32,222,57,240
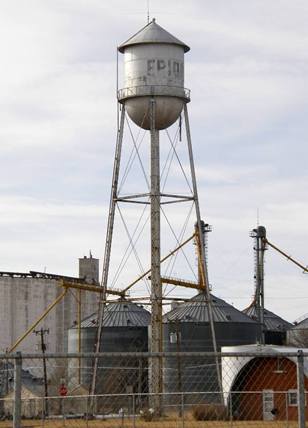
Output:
118,19,190,53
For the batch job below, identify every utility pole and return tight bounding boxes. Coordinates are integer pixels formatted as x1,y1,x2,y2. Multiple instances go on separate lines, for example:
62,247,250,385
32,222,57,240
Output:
34,328,49,416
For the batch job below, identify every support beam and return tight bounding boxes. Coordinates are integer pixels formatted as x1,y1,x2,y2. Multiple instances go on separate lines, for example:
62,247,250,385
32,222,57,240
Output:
91,105,126,397
159,276,204,290
122,234,195,293
264,238,308,273
101,106,126,290
149,98,163,414
61,280,124,297
183,104,222,396
78,289,82,384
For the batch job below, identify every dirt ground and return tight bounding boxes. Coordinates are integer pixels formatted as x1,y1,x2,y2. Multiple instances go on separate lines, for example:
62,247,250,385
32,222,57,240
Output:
0,419,302,428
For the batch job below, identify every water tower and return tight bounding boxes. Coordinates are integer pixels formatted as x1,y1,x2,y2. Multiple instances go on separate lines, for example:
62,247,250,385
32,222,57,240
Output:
118,18,189,130
94,19,218,411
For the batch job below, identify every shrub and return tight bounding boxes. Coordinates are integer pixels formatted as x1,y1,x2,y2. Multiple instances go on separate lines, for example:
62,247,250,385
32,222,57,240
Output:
140,407,155,422
192,403,227,421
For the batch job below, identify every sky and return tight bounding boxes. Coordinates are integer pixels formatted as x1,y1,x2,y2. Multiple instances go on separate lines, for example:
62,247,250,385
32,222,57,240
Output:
1,0,308,322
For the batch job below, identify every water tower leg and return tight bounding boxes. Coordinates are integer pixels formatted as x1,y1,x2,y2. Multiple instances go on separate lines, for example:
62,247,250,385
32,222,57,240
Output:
149,98,163,415
91,105,126,398
183,104,223,398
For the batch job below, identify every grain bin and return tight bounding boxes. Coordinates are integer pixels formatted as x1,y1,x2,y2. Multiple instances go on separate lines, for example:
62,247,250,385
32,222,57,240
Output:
243,304,291,345
163,292,258,401
288,317,308,347
68,299,150,398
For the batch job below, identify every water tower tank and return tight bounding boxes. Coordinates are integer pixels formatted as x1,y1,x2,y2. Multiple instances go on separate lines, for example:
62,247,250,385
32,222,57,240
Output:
118,19,190,130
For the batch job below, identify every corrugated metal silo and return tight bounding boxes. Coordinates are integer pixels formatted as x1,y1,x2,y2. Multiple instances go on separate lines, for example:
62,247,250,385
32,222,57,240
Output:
243,304,291,345
163,292,258,401
68,299,150,397
287,317,308,347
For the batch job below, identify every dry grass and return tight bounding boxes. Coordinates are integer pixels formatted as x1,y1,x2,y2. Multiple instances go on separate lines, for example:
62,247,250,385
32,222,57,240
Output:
0,418,301,428
192,404,228,420
0,410,302,428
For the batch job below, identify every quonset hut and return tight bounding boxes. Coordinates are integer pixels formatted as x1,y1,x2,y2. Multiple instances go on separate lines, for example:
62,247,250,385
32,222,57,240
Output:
243,304,292,345
68,300,151,397
163,292,258,400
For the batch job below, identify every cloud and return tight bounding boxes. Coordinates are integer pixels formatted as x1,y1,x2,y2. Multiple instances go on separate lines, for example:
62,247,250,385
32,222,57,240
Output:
0,1,307,322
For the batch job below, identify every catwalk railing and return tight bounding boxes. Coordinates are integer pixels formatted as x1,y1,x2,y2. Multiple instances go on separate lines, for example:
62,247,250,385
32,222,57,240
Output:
0,350,307,427
117,85,191,101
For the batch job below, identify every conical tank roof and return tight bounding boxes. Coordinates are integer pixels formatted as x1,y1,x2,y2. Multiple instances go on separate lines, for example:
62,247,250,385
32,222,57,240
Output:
243,304,292,332
292,317,308,330
118,19,190,53
73,300,151,328
163,293,257,323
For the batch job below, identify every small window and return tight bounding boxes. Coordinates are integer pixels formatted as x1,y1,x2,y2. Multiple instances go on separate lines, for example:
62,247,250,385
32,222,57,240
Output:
288,390,298,406
169,332,181,344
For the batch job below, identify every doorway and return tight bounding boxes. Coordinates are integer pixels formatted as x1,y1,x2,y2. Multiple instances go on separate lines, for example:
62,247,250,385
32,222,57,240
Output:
262,390,275,420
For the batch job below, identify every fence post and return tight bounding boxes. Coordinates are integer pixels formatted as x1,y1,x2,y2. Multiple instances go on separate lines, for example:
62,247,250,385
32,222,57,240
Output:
297,350,305,428
181,393,184,428
13,352,22,428
132,394,136,428
229,391,233,427
285,391,288,426
86,394,89,428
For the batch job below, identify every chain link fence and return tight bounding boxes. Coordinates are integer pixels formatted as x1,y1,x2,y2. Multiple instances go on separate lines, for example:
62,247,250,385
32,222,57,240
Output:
0,350,307,427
